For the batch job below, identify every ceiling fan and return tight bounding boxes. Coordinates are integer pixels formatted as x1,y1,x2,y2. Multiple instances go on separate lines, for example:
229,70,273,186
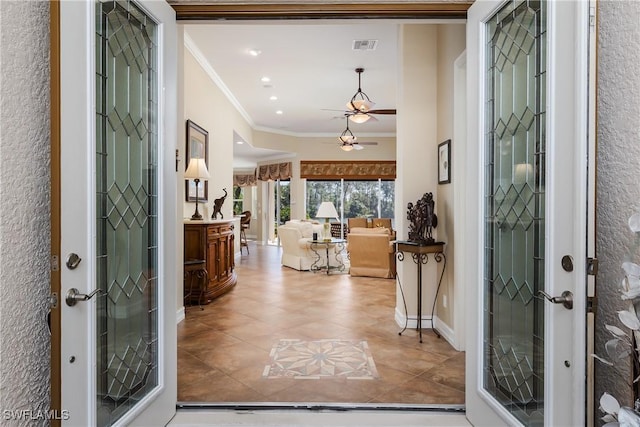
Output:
322,68,396,123
335,116,379,151
337,115,363,151
343,67,396,123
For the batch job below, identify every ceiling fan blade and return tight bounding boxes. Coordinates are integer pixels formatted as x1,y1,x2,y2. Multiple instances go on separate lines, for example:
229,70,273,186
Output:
322,108,351,113
358,142,378,146
367,109,396,115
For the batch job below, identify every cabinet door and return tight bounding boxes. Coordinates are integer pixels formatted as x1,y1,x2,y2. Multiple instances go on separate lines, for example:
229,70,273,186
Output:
228,232,235,272
218,235,229,281
207,238,220,283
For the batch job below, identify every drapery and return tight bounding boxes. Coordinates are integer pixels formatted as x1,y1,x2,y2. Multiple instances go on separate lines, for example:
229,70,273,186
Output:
233,172,257,187
257,162,292,181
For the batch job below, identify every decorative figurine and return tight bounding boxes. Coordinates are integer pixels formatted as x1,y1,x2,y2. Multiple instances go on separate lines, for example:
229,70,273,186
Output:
211,188,228,219
407,192,438,244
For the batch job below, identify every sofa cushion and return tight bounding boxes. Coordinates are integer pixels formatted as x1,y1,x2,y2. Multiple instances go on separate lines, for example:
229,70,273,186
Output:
299,222,313,238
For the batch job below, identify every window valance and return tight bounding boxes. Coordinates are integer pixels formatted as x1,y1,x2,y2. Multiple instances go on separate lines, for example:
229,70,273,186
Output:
233,172,257,187
257,162,292,181
300,160,396,180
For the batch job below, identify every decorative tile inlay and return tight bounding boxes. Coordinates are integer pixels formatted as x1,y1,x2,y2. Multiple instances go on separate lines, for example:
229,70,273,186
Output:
263,339,378,380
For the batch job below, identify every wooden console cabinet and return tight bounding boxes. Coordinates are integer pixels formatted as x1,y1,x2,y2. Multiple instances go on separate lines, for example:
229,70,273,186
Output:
184,220,237,303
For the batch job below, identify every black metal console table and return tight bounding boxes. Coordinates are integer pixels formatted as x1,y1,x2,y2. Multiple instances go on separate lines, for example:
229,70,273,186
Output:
396,241,446,343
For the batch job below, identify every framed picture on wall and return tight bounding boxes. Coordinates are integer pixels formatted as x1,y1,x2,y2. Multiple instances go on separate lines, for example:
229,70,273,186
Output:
185,119,209,202
438,139,451,184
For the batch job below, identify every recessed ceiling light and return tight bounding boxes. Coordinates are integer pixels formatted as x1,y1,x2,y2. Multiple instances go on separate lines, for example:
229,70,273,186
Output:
248,49,261,56
261,76,271,83
235,140,244,145
270,95,278,101
276,110,283,115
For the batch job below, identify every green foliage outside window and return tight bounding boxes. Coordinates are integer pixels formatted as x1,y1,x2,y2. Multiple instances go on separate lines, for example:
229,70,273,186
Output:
232,186,243,215
305,179,395,222
276,180,291,224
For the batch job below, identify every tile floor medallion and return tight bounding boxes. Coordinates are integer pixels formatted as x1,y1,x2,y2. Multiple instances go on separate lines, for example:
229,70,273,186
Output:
263,339,379,380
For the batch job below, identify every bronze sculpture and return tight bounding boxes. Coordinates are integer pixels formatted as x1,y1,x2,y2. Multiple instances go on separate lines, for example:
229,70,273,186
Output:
407,192,437,244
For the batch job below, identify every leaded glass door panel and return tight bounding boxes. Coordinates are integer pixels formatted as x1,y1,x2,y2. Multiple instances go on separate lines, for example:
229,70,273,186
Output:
465,0,590,425
59,1,177,425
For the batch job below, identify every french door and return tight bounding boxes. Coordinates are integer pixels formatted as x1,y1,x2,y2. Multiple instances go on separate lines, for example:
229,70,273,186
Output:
59,1,177,425
465,0,591,425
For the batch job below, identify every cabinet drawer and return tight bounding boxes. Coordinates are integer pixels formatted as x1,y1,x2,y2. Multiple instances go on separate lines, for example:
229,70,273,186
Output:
207,225,232,238
207,226,221,239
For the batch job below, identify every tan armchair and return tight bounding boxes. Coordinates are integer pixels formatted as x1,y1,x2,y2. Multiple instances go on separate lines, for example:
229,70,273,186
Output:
347,217,368,231
371,218,395,239
347,227,396,278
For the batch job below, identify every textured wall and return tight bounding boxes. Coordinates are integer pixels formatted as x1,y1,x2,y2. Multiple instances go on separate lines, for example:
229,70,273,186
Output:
0,1,51,425
595,0,640,412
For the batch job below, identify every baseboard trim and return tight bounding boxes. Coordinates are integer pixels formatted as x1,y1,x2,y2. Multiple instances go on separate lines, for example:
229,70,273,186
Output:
395,308,458,349
433,315,458,349
176,307,185,324
394,307,433,330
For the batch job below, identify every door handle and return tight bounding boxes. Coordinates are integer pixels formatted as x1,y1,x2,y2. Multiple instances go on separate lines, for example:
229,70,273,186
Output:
537,290,573,310
65,288,106,307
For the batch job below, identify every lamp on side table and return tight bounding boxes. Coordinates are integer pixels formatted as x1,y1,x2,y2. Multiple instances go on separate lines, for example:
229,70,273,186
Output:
316,201,339,241
185,158,210,220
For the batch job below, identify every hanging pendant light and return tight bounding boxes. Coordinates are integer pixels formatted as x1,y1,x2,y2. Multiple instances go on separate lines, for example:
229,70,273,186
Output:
349,112,371,124
338,116,357,144
346,68,376,114
337,116,364,152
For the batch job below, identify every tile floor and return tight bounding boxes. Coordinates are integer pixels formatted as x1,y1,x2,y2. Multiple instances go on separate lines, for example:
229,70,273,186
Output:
177,243,465,405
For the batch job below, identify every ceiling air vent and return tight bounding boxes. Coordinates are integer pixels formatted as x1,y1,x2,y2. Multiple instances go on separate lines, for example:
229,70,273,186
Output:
352,39,378,51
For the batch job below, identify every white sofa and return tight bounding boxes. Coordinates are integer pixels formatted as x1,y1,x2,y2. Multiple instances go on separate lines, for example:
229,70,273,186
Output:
278,220,332,271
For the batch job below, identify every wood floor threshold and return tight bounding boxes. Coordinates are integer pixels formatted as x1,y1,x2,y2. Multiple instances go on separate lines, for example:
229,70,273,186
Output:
177,402,465,413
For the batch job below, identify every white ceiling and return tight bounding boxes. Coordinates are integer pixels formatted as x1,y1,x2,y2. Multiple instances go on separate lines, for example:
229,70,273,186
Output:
184,21,400,166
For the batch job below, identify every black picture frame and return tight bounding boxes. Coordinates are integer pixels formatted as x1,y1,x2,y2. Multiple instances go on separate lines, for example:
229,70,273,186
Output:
438,139,451,184
185,119,209,202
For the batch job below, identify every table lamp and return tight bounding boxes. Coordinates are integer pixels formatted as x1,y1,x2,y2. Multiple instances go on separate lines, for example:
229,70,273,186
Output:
185,158,210,220
316,201,339,241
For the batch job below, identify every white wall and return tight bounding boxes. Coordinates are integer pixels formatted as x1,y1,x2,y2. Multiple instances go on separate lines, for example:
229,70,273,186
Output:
395,24,440,331
434,24,465,345
178,44,253,309
182,48,253,221
0,0,51,420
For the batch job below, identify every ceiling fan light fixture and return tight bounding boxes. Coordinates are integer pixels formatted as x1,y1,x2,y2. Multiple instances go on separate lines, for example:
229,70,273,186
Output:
338,116,357,144
346,68,376,114
347,98,375,113
348,112,371,124
340,143,354,152
339,129,356,144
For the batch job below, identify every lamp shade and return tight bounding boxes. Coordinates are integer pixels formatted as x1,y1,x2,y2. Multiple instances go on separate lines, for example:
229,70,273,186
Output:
185,158,210,180
316,201,339,220
348,112,371,124
347,99,375,113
